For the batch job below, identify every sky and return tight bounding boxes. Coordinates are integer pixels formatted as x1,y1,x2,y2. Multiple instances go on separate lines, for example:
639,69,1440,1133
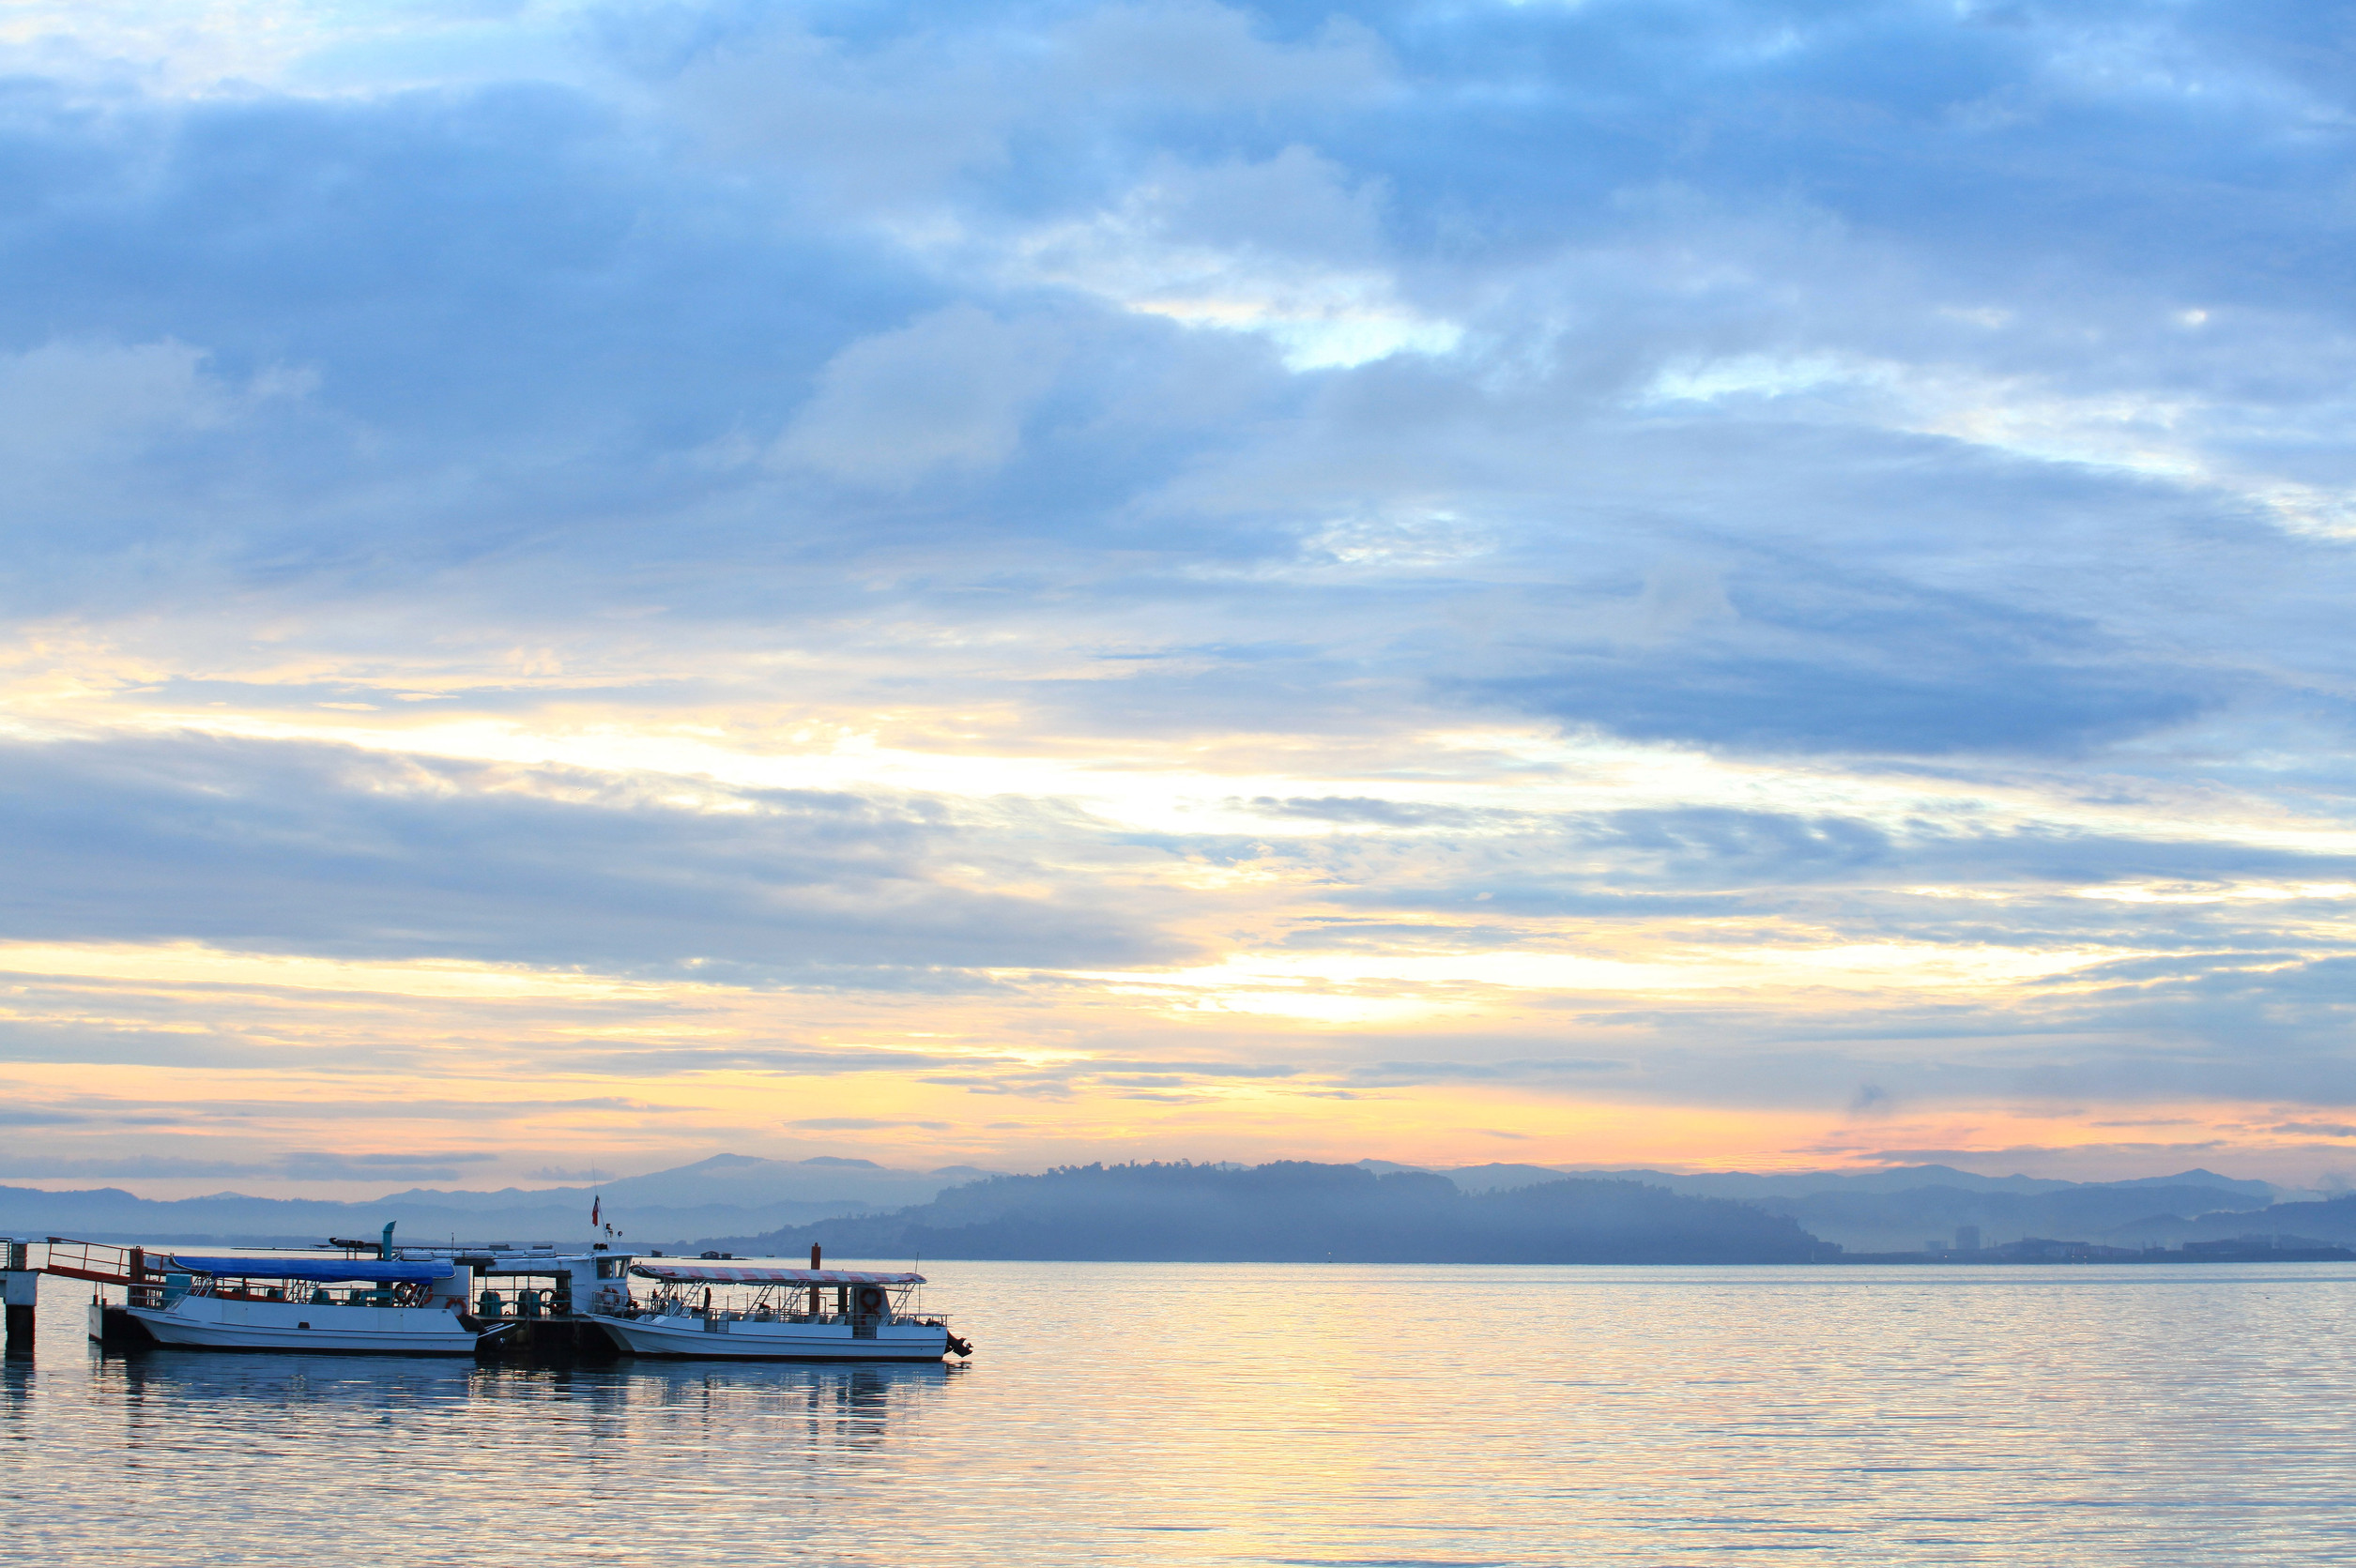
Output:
6,0,2356,1197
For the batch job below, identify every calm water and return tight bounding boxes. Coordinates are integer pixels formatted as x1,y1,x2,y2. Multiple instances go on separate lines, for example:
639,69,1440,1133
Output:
7,1260,2356,1564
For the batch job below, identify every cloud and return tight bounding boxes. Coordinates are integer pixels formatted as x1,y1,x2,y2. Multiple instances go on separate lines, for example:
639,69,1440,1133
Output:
1015,145,1457,369
647,1,1393,210
0,1106,90,1128
0,338,299,456
1344,1058,1629,1088
4,0,2356,1181
272,1149,498,1181
783,1118,955,1132
0,1149,495,1180
0,732,1186,976
1477,563,2221,757
0,1017,294,1070
1244,797,1483,828
549,1047,1011,1077
0,1154,263,1178
773,306,1067,486
1848,1082,1897,1119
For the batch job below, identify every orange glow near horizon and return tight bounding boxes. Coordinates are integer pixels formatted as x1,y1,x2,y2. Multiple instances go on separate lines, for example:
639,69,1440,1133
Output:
9,878,2355,1196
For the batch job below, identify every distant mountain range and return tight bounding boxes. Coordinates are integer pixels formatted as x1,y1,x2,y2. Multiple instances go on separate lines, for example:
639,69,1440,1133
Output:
1388,1162,2291,1253
0,1154,998,1247
2104,1194,2356,1251
0,1152,2317,1256
709,1161,1825,1264
1415,1160,2280,1201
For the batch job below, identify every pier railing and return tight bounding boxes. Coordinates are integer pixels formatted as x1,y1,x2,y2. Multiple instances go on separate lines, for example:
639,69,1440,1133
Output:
41,1239,142,1285
42,1240,168,1305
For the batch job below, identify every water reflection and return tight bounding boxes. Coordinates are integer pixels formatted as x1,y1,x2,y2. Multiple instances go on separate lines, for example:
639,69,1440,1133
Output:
106,1348,477,1405
22,1265,2356,1565
91,1343,956,1451
556,1359,958,1464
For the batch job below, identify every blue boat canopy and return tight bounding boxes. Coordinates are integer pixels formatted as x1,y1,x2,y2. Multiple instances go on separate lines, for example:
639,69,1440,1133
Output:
633,1264,923,1286
165,1256,454,1284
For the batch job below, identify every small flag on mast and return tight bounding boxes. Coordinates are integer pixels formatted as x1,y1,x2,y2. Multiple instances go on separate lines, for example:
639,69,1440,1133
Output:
591,1195,601,1227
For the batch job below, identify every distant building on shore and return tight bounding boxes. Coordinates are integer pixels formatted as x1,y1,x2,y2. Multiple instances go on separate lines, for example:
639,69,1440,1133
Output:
1955,1225,1981,1252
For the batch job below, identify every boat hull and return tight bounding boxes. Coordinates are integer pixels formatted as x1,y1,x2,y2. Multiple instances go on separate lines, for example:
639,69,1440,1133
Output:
589,1312,952,1362
89,1301,156,1346
127,1299,490,1356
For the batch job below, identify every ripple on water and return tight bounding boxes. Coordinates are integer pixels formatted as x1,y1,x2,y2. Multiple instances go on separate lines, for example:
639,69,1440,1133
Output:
8,1261,2356,1565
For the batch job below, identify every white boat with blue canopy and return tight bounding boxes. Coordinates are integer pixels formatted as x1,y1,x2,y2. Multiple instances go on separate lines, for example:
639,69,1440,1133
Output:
126,1252,505,1355
589,1262,971,1362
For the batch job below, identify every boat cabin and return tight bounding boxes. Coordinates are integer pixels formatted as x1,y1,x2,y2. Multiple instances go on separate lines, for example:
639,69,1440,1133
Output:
391,1245,636,1319
623,1265,929,1340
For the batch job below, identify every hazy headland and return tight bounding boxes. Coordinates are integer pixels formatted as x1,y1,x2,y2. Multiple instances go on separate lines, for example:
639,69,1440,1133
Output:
8,1155,2346,1263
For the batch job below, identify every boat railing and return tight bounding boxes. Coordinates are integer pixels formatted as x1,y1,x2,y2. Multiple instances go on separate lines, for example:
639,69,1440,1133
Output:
638,1300,891,1329
155,1275,440,1310
472,1287,574,1318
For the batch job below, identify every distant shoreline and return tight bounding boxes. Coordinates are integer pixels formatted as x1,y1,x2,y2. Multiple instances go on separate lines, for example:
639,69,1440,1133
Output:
15,1235,2355,1268
1833,1249,2356,1265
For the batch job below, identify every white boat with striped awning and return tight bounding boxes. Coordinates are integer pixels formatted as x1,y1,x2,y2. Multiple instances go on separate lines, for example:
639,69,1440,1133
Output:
588,1261,971,1362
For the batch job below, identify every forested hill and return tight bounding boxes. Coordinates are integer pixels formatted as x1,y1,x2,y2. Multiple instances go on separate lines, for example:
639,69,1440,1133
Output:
709,1161,1823,1264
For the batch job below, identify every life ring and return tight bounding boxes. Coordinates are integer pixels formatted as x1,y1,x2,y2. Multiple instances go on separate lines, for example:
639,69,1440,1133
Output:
855,1286,885,1313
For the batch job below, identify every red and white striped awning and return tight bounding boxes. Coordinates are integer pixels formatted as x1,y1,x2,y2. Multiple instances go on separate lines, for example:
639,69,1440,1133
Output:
631,1265,924,1286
